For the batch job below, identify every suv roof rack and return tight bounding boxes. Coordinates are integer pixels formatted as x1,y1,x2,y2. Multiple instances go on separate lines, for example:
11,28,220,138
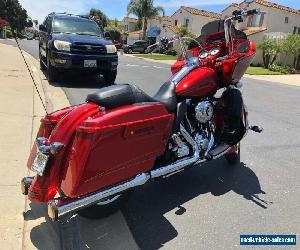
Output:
48,12,89,19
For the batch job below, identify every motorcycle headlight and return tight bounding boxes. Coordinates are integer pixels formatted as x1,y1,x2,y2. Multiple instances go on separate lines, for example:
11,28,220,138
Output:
54,40,71,52
106,45,117,54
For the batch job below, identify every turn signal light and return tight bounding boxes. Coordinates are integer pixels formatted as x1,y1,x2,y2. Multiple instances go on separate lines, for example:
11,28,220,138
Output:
50,142,64,155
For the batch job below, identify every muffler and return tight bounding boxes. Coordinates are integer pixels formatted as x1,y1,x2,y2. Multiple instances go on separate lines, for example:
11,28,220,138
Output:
48,173,150,221
48,125,202,221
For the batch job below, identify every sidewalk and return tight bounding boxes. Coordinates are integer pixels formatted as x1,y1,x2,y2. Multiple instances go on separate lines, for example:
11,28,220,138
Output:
0,42,68,249
244,74,300,87
0,42,138,250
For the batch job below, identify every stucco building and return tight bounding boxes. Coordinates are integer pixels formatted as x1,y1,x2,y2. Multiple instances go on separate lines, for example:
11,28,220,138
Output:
222,0,300,66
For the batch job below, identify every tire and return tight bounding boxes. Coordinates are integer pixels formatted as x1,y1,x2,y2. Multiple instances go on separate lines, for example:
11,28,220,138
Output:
103,70,117,85
128,48,133,54
39,49,47,70
40,58,47,70
78,192,131,219
225,144,240,166
47,55,59,82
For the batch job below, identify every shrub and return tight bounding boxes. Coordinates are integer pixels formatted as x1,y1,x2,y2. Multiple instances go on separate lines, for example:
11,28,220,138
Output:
165,48,177,56
258,38,283,68
269,64,292,74
282,33,300,70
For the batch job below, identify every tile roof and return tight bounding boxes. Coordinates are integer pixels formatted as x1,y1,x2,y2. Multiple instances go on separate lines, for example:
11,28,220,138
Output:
123,17,138,23
254,0,300,15
244,27,267,36
178,6,221,19
223,1,300,15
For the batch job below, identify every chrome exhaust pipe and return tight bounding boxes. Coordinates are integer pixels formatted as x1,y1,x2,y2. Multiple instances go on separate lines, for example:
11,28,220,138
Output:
48,173,150,221
48,125,202,221
151,125,202,179
21,177,34,195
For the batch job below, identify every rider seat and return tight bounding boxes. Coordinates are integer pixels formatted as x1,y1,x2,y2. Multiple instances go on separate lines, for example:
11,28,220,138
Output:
86,82,177,113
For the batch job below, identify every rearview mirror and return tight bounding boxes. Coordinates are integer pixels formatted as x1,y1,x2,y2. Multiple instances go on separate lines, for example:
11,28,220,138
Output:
39,24,47,32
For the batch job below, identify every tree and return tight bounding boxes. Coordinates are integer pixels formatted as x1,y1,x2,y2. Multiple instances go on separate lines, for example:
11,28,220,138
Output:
89,8,108,29
282,33,300,70
258,37,283,68
175,25,196,38
0,0,31,36
127,0,164,40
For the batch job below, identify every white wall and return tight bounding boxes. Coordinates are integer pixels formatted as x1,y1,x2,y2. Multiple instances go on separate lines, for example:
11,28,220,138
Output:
172,8,218,36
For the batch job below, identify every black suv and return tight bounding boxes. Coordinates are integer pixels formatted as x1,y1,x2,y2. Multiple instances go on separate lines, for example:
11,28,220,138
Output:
39,13,118,83
123,40,150,54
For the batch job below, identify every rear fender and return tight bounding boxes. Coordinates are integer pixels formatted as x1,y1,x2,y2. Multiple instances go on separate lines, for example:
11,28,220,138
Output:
28,103,99,202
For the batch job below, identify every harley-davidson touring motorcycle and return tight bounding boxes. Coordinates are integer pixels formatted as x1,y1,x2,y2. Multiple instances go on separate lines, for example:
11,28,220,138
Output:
21,7,262,221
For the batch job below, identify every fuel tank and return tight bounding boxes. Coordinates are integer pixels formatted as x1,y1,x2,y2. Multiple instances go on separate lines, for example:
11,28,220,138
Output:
176,67,218,98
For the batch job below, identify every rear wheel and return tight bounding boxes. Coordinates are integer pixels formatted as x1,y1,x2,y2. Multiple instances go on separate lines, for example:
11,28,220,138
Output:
103,70,117,85
78,192,131,219
225,144,240,166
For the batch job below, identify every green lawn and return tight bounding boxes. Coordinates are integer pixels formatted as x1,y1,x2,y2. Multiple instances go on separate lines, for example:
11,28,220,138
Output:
246,66,284,75
132,53,177,60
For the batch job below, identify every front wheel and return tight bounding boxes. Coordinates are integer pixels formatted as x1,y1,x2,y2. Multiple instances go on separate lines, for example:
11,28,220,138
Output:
102,70,117,85
225,144,240,166
47,56,59,82
78,192,131,219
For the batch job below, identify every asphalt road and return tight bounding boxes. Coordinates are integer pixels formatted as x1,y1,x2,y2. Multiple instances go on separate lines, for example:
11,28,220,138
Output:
3,39,299,250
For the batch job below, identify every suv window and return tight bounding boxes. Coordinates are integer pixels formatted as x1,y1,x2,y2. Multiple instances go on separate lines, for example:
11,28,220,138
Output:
53,17,103,37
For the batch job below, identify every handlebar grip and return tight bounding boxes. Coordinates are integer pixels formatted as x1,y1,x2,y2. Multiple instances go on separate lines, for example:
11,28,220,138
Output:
247,9,258,15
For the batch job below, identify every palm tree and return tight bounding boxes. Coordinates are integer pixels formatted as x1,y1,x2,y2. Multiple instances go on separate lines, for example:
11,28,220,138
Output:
127,0,165,40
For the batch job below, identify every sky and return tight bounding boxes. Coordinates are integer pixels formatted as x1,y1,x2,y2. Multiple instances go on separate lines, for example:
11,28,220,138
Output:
19,0,300,24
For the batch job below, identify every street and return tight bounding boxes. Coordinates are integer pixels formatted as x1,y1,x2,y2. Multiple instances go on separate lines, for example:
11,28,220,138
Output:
2,39,300,249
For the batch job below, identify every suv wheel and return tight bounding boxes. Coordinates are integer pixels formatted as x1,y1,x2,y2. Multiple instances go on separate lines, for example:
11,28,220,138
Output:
103,70,117,85
39,49,47,70
47,55,59,82
128,48,133,54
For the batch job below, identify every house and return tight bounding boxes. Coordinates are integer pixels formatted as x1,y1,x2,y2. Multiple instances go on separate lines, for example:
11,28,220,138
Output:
146,16,177,43
122,17,139,44
222,0,300,66
172,6,221,36
137,6,222,44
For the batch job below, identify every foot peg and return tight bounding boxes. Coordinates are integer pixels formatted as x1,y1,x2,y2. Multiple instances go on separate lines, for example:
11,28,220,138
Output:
249,125,263,133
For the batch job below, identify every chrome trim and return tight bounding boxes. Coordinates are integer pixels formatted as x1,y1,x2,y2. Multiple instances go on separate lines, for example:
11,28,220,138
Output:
211,146,231,160
48,173,151,221
204,133,215,157
150,124,200,179
36,137,47,147
21,177,33,195
171,57,200,85
50,142,64,155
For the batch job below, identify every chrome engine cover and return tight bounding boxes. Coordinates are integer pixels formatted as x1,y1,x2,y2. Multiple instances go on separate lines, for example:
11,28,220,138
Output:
195,101,213,123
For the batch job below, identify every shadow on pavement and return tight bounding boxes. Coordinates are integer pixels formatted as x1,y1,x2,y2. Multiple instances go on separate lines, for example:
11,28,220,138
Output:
24,159,268,250
44,70,113,89
123,158,270,250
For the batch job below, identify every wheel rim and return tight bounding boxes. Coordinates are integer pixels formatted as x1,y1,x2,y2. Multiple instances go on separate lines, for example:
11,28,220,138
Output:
96,194,121,205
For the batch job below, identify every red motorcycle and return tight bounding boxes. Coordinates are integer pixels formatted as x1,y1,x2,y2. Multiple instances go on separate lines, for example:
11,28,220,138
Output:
21,8,262,221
